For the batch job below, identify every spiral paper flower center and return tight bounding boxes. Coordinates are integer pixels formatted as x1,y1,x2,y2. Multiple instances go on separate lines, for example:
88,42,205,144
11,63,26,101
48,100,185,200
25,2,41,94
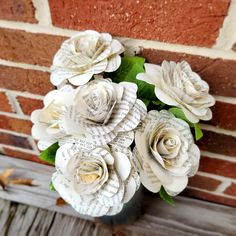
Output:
76,162,103,184
75,81,117,124
150,125,181,163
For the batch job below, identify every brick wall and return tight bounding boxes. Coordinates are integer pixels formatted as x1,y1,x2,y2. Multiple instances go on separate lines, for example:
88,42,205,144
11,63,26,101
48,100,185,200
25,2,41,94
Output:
0,0,236,206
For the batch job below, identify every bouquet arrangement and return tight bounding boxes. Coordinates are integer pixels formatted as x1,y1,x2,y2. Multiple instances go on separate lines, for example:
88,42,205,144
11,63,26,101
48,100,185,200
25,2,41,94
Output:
31,30,215,218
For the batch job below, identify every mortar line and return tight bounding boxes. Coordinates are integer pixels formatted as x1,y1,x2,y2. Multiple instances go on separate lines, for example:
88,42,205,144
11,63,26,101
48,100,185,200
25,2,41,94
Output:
0,88,45,100
214,0,236,50
0,144,39,155
32,0,52,26
187,186,236,200
0,128,30,138
0,111,30,120
200,124,236,138
200,151,236,163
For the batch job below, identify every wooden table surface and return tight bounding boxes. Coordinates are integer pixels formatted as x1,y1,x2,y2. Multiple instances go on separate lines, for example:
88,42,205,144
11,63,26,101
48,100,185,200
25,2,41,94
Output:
1,196,236,236
0,156,236,236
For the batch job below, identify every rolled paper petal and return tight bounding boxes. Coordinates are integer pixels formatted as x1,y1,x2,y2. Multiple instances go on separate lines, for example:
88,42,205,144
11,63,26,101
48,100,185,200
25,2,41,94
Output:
113,151,131,181
68,72,94,86
30,109,41,123
110,131,134,149
123,177,137,203
141,172,162,193
37,140,55,151
105,54,121,72
164,176,188,196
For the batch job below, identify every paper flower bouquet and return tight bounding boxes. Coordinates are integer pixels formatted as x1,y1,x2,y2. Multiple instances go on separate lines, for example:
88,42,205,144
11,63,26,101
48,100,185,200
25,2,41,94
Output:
31,30,215,219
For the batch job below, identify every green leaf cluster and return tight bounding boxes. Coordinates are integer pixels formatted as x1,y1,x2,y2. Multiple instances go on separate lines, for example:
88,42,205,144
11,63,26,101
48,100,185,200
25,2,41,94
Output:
39,142,59,165
106,56,203,141
106,56,156,103
168,107,203,141
159,186,174,205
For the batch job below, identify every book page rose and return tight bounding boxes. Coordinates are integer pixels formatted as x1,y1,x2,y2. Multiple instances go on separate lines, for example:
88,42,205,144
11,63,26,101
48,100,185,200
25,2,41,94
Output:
134,110,200,196
137,61,215,123
51,30,124,86
52,144,140,217
31,85,76,150
59,78,147,149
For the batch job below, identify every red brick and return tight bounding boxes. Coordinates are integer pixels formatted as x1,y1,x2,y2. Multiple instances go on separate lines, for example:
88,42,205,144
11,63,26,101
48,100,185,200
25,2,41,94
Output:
17,96,43,116
0,92,13,113
199,157,236,179
188,175,221,191
0,65,54,96
0,0,37,23
0,131,32,150
198,131,236,157
139,49,236,97
203,102,236,131
0,28,66,66
0,115,32,135
2,147,50,165
224,183,236,197
49,0,229,47
0,46,236,97
183,188,236,207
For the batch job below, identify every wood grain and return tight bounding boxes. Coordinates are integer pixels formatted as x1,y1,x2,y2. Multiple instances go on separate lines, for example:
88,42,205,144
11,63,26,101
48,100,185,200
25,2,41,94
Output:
0,199,112,236
0,155,236,235
0,155,92,220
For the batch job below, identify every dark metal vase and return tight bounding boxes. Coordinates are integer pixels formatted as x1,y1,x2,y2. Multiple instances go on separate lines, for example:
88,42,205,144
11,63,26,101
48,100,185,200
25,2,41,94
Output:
96,186,144,226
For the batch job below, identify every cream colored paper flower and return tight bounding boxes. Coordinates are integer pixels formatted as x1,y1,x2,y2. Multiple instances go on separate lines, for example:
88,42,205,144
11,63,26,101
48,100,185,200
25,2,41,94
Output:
52,143,140,217
31,85,76,150
134,110,200,196
51,30,124,86
59,78,147,149
137,61,215,123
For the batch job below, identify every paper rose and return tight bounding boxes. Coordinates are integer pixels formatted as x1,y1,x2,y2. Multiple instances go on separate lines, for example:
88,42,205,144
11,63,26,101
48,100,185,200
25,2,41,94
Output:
59,78,147,149
52,143,140,217
137,61,215,123
50,30,124,86
134,110,200,196
31,85,76,150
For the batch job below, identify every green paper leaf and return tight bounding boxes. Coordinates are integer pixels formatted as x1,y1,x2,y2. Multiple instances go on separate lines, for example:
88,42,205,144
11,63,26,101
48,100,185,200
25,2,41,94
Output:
159,186,174,206
168,107,193,127
106,56,156,101
168,107,204,141
194,123,203,141
39,142,59,165
141,98,150,106
152,100,166,109
49,181,56,192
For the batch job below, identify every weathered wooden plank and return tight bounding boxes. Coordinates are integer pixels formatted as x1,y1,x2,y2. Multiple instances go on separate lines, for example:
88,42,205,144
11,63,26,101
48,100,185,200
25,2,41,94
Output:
16,206,38,236
0,199,12,233
27,208,55,236
7,204,29,236
0,203,18,236
1,197,236,236
48,213,99,236
123,195,236,236
0,155,92,220
48,214,113,236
